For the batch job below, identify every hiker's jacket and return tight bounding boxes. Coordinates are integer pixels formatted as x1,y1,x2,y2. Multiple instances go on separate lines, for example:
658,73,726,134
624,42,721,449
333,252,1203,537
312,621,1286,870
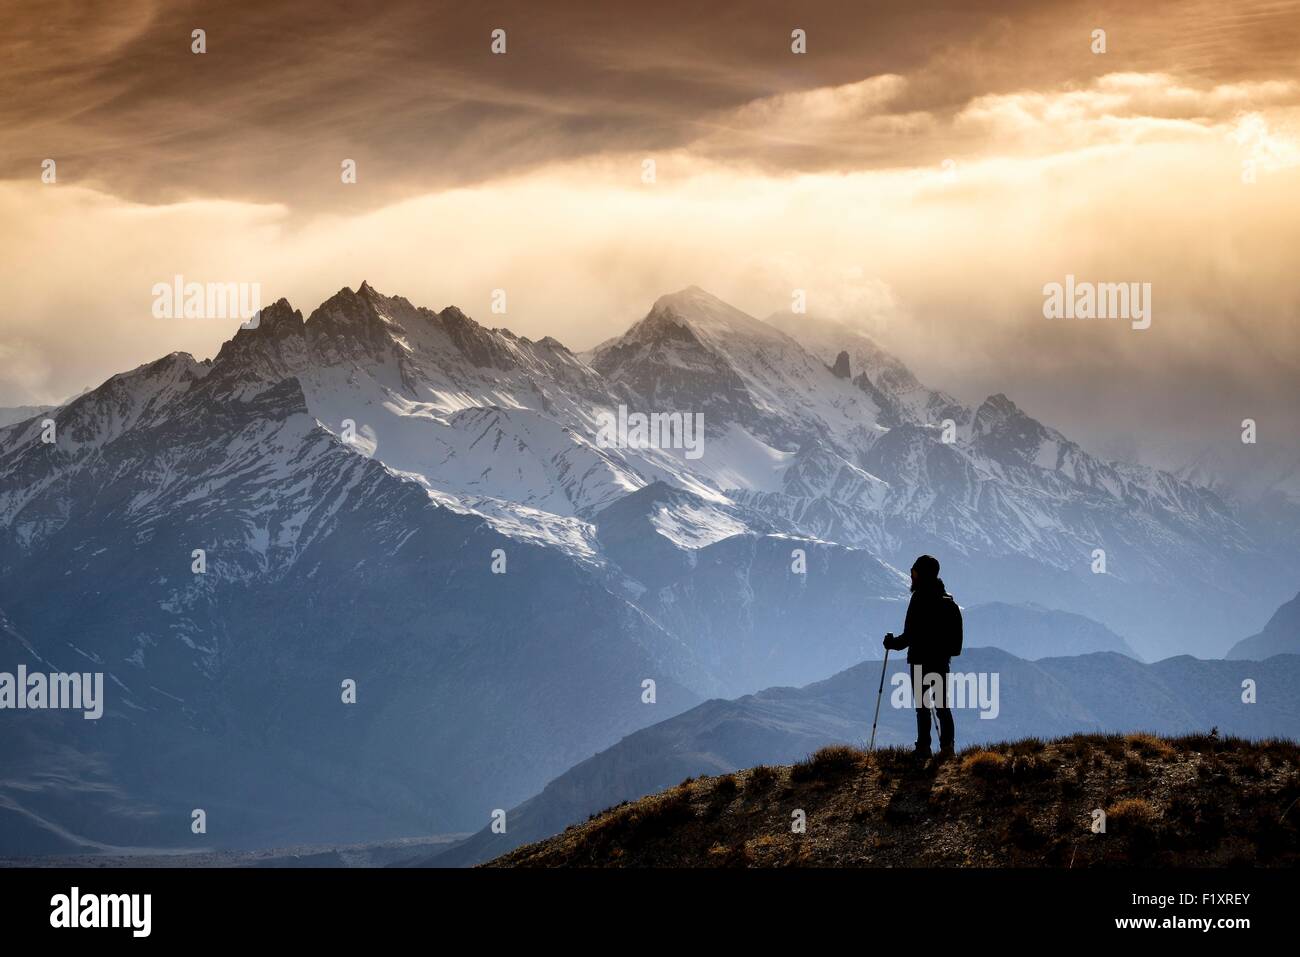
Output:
883,578,955,665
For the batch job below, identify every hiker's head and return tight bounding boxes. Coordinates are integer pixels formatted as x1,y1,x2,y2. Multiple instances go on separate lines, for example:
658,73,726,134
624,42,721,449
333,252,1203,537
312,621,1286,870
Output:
910,554,940,591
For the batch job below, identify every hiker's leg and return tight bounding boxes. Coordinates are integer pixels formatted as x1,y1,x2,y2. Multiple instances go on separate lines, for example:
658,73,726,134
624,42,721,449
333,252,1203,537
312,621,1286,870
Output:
936,670,954,750
937,706,954,750
914,663,941,753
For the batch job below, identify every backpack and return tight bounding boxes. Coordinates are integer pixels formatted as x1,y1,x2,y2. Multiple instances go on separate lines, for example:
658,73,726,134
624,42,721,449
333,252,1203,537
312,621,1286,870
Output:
941,594,963,657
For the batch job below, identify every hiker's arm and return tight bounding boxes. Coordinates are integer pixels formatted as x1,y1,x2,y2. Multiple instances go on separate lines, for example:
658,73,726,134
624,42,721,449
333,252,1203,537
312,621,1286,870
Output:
883,600,916,649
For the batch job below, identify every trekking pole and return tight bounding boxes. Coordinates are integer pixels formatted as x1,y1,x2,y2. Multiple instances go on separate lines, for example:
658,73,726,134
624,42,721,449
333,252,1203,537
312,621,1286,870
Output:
869,648,890,752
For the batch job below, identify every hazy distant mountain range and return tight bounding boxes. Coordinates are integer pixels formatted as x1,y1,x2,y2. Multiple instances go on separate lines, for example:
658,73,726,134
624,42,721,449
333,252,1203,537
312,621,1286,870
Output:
0,404,53,429
0,283,1295,855
1228,591,1300,659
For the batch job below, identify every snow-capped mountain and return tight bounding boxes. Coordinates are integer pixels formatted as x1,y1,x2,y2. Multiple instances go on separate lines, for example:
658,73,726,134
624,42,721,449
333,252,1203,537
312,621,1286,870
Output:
765,311,968,431
1177,439,1300,506
0,337,706,852
1175,438,1300,556
586,293,1291,656
1,281,1294,854
587,287,885,461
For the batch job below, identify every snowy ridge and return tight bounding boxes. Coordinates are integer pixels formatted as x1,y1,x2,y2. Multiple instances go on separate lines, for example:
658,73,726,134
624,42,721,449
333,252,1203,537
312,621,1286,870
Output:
3,282,1293,663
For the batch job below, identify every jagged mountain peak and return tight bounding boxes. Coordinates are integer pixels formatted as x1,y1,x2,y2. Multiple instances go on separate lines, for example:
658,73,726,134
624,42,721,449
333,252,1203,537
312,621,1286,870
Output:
968,393,1090,474
650,284,718,312
587,289,884,460
210,283,562,381
532,334,572,355
304,284,582,376
242,298,304,338
972,393,1057,443
645,286,790,347
310,283,455,336
128,349,207,377
598,288,861,378
437,302,472,322
86,350,210,403
310,283,394,327
975,391,1023,419
0,348,212,456
583,288,795,368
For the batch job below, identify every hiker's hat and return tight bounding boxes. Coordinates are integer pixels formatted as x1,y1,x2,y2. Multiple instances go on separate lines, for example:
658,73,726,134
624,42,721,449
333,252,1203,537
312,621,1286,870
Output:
911,554,940,579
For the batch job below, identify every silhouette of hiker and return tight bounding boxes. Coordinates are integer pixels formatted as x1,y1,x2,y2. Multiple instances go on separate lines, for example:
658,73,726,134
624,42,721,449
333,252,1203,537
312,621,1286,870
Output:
883,555,961,760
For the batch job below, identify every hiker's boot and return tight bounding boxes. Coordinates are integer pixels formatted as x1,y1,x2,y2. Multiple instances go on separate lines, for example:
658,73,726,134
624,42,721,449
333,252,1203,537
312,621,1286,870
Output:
911,746,932,763
935,744,955,763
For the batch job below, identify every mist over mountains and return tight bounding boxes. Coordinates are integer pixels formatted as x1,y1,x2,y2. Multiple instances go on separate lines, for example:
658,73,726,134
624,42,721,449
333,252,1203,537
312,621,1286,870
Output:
0,283,1295,855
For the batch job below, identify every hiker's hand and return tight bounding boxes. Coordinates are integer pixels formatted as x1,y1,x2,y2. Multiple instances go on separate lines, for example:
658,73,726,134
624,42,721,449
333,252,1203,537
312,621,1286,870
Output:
882,632,895,648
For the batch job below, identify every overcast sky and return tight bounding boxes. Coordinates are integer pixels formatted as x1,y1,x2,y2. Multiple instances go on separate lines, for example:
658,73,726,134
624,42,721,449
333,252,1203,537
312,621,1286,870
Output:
1,0,1297,464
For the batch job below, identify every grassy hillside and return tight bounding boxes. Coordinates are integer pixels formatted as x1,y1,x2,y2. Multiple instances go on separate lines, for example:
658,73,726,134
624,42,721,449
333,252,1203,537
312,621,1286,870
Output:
488,733,1300,867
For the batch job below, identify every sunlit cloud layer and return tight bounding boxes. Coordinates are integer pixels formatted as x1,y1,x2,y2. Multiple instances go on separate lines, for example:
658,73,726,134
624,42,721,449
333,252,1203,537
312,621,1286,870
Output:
1,0,1297,463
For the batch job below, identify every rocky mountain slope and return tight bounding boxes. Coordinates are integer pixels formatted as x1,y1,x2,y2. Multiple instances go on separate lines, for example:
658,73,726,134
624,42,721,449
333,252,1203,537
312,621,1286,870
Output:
419,645,1300,866
487,733,1300,867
